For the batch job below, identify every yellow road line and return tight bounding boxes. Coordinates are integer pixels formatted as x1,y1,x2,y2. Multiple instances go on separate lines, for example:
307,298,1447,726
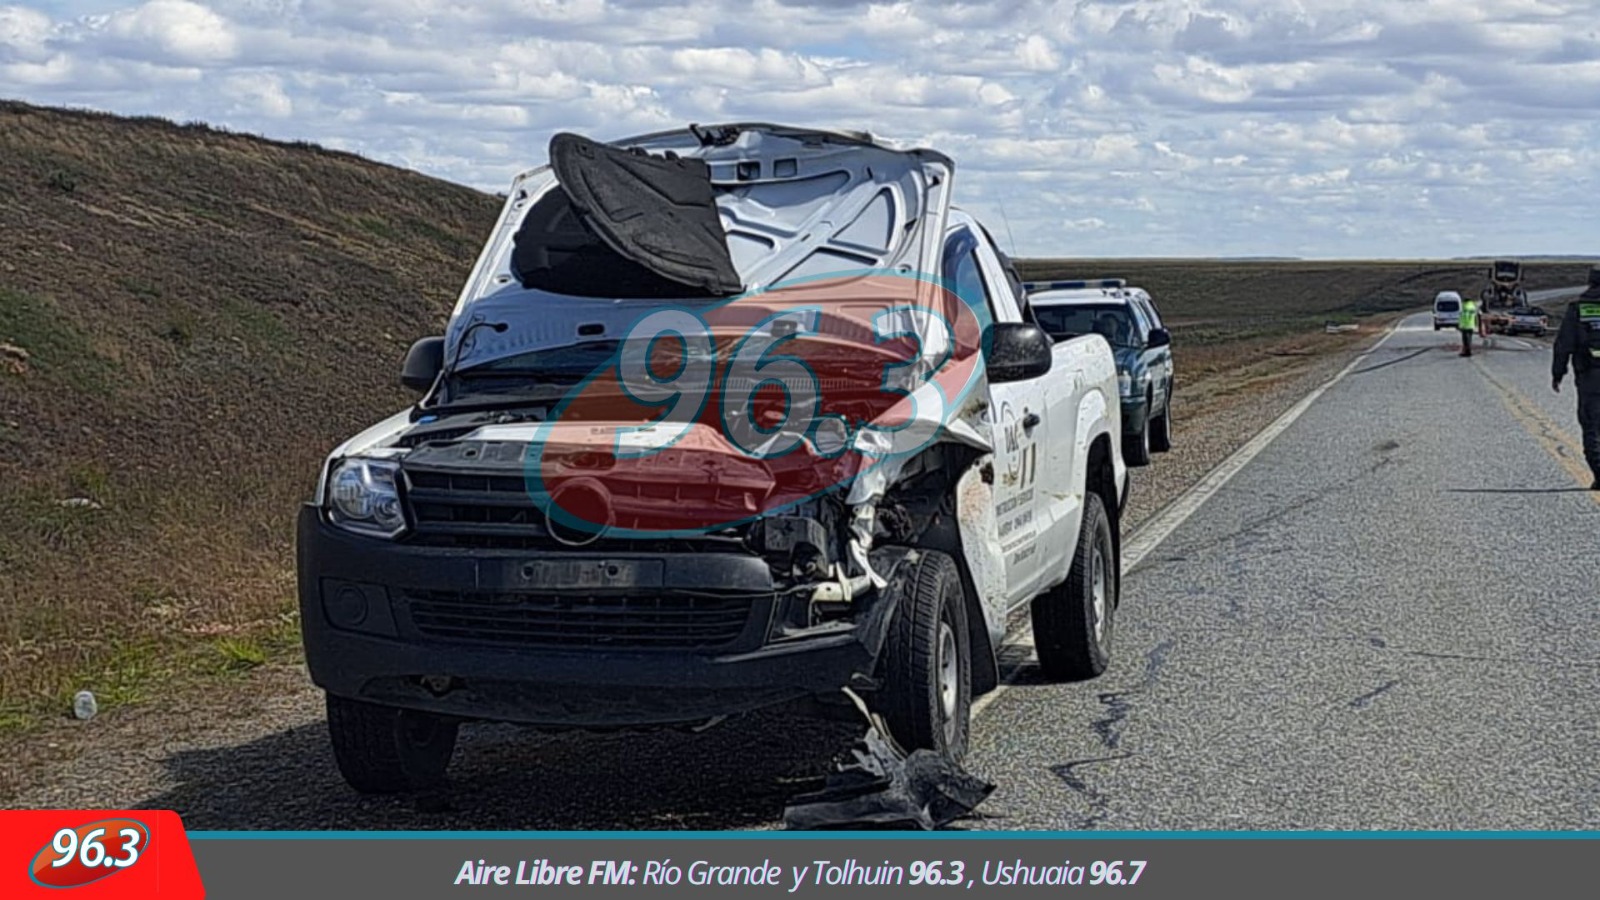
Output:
1476,363,1599,504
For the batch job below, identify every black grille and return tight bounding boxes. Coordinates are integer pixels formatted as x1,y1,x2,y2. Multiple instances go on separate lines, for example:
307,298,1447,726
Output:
402,468,551,544
403,590,755,648
400,466,756,547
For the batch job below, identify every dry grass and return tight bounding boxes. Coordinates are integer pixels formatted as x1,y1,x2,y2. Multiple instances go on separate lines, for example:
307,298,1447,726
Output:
0,100,499,729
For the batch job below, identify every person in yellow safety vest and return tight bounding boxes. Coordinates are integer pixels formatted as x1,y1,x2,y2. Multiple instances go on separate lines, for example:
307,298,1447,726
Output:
1458,297,1482,357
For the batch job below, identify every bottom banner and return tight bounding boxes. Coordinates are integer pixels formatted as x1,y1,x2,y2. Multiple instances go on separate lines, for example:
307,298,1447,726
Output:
187,832,1599,898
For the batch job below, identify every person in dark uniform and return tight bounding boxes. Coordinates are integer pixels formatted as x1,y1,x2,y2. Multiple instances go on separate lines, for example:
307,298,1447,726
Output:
1551,265,1600,490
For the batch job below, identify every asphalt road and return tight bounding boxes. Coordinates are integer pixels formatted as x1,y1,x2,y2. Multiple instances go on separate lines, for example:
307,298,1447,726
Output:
11,297,1598,831
967,304,1600,829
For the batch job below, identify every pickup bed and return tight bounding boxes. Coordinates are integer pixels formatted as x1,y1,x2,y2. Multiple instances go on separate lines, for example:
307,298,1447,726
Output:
297,124,1128,793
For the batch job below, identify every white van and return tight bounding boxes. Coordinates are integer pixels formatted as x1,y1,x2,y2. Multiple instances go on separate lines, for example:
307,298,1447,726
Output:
1433,291,1462,330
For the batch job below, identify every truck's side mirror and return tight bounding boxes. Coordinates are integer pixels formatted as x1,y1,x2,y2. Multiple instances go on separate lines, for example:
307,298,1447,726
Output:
401,336,445,393
1147,328,1171,348
984,322,1053,383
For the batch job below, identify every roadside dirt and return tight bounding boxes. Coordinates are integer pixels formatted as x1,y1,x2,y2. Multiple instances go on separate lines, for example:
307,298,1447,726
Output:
0,320,1397,827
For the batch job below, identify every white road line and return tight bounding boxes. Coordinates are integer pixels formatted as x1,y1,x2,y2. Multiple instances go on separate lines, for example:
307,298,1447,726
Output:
971,317,1407,720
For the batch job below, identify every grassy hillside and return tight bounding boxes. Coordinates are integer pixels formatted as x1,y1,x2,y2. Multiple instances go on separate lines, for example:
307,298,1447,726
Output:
0,100,500,726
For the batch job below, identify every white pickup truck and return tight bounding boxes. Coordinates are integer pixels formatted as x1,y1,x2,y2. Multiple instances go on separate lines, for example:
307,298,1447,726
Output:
297,123,1128,793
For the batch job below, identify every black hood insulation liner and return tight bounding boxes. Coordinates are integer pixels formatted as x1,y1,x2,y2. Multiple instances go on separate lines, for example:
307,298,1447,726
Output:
511,132,744,299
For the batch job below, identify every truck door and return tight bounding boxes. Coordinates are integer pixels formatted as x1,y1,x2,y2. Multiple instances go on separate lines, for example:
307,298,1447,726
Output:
976,233,1081,595
943,227,1048,607
1126,296,1165,410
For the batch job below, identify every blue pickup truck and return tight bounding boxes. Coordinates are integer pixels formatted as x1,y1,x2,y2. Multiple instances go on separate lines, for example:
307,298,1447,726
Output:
1026,280,1175,466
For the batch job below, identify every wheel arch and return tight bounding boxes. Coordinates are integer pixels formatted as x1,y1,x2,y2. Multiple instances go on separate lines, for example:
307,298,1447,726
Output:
877,443,1002,696
1086,431,1121,600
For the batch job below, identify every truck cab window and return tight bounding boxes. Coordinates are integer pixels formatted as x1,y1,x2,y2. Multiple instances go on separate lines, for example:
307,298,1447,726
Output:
1127,298,1154,341
942,229,999,325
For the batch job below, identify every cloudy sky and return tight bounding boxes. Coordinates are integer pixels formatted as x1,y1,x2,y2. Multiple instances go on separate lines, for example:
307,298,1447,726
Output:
3,0,1599,258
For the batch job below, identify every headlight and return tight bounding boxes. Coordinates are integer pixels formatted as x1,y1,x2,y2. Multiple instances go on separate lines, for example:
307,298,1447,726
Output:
1117,372,1132,396
327,458,407,538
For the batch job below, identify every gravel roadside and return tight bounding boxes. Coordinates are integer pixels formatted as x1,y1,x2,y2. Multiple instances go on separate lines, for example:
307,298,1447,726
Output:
0,326,1385,827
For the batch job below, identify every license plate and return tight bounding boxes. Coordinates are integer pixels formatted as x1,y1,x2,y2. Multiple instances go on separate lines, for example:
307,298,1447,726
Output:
516,559,661,590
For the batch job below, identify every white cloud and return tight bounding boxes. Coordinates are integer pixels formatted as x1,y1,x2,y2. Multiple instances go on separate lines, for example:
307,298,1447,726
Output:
0,0,1596,257
1017,34,1061,72
222,70,289,116
1,52,68,84
103,0,239,64
0,5,52,60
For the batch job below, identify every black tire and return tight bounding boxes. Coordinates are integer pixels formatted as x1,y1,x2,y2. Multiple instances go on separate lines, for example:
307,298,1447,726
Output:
1434,323,1442,331
326,694,460,794
1149,388,1173,453
1032,492,1117,681
875,549,971,761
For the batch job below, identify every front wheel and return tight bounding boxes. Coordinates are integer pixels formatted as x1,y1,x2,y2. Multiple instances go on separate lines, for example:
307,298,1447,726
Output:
1032,492,1117,681
875,549,971,761
326,694,460,793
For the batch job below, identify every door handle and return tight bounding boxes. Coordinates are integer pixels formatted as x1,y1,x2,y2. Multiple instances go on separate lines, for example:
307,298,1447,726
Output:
1022,410,1041,432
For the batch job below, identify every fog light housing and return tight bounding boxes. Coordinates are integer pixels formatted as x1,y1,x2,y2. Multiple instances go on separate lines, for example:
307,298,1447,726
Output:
325,583,371,629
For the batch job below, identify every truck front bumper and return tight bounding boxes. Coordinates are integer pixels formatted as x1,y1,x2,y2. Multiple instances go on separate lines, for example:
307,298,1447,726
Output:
296,506,893,727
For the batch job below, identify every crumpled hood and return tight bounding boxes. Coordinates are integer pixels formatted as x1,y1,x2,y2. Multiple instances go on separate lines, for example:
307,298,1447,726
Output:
442,123,956,373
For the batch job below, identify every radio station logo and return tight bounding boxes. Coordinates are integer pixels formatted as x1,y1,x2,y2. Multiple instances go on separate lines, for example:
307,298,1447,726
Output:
523,269,990,538
27,818,149,890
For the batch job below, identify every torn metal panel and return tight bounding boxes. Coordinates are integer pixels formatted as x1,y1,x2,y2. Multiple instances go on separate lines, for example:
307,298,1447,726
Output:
847,503,886,591
841,383,993,508
955,458,1009,653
